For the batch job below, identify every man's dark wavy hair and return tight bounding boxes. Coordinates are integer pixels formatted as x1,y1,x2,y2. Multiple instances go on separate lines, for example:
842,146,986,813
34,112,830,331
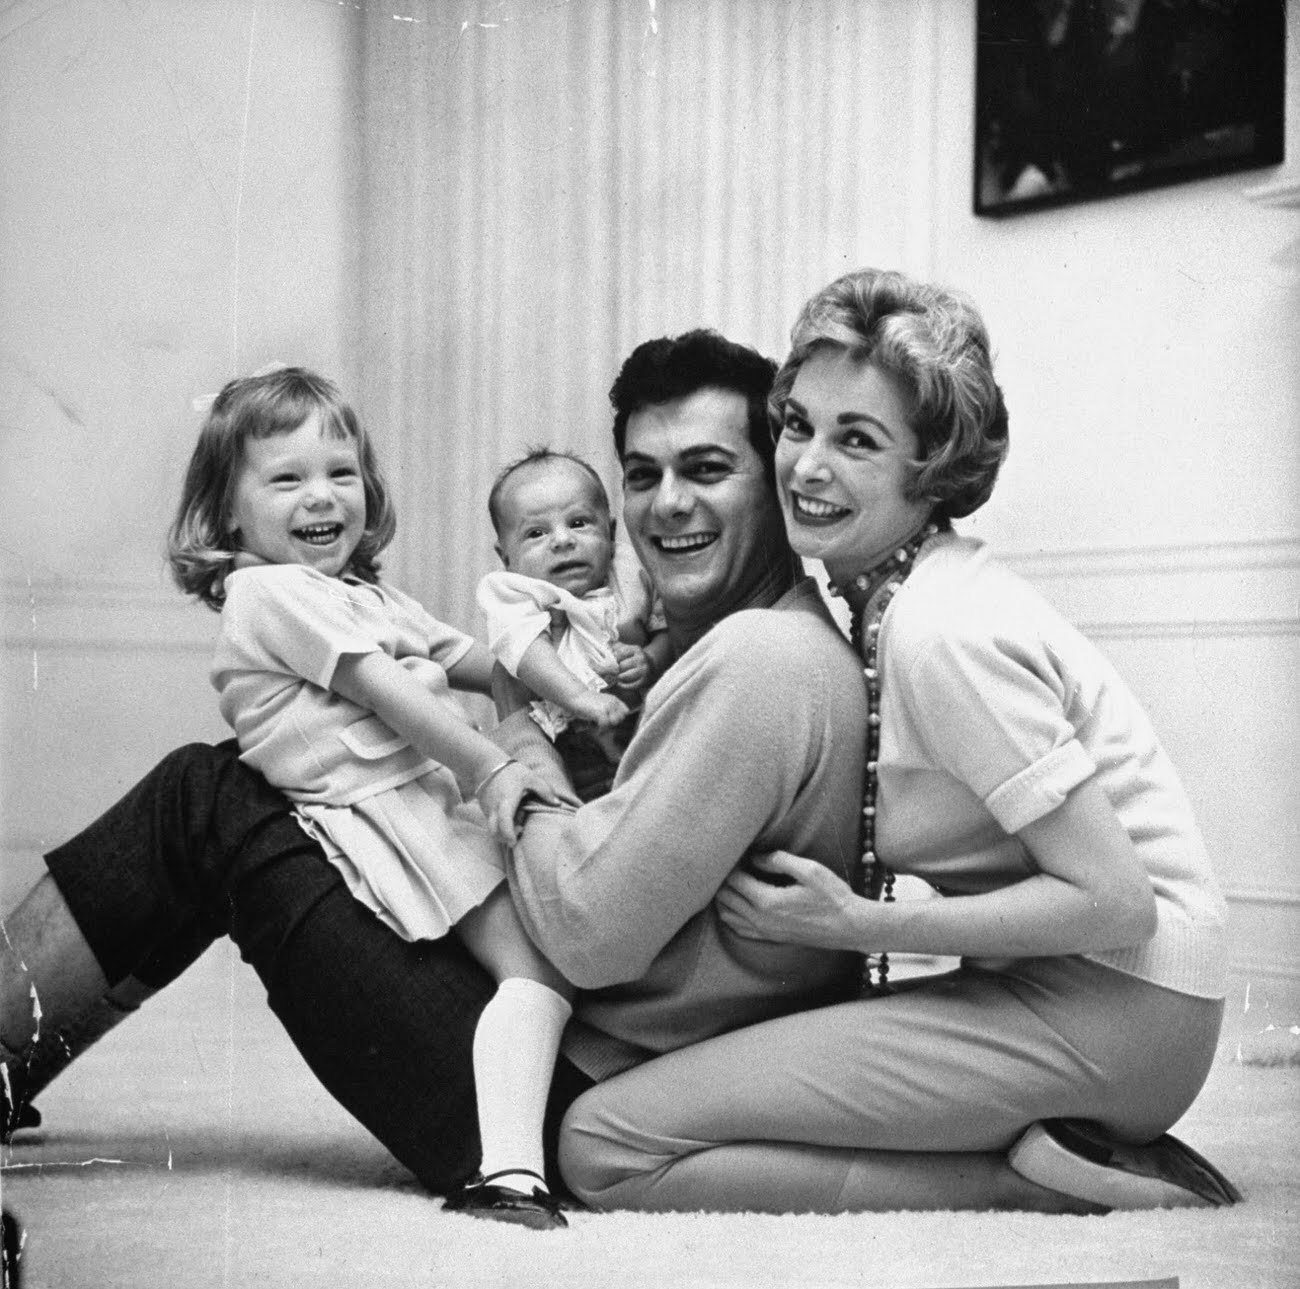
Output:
609,329,779,481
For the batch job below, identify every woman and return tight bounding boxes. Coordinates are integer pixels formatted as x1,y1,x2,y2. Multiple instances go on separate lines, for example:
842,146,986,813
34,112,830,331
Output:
556,268,1239,1214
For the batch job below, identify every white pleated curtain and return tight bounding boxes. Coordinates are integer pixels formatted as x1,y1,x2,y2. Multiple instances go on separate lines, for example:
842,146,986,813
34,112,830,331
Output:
354,0,928,628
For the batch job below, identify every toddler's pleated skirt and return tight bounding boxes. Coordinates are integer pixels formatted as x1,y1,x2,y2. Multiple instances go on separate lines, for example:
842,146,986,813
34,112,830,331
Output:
296,770,506,941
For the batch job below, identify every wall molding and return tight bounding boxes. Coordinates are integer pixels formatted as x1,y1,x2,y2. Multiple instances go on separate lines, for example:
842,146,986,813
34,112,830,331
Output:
1231,956,1300,984
7,538,1298,649
1224,885,1300,909
998,536,1300,642
1077,617,1298,642
999,536,1300,579
1,574,217,652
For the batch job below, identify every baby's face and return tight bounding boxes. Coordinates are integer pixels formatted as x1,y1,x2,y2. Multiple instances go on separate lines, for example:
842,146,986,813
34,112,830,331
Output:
496,461,614,598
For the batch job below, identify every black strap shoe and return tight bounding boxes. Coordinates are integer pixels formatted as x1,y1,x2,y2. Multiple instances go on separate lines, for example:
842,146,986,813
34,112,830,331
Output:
1009,1118,1242,1210
441,1170,569,1231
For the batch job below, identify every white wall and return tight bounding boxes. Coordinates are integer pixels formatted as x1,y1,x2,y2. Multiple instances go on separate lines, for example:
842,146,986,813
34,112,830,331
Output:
0,0,360,903
5,1,1297,1001
354,0,934,627
919,3,1300,992
356,0,1299,996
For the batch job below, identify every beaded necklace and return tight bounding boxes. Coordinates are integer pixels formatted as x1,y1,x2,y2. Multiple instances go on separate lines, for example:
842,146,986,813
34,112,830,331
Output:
829,520,942,995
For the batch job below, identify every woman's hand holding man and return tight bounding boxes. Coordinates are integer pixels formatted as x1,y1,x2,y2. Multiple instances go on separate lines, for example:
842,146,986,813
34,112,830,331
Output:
717,851,872,952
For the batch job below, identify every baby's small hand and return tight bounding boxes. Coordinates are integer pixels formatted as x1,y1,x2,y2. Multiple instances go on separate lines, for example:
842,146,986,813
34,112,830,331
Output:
568,689,630,731
611,643,651,690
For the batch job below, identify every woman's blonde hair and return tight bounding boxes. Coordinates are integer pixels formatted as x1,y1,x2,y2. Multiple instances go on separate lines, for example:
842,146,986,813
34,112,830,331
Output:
167,367,396,609
770,268,1009,520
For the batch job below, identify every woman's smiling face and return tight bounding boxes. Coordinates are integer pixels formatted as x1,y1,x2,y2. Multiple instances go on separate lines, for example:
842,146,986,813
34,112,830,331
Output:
775,348,931,585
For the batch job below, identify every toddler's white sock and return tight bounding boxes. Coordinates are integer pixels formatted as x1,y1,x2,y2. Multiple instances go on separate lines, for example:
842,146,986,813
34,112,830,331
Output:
472,976,572,1194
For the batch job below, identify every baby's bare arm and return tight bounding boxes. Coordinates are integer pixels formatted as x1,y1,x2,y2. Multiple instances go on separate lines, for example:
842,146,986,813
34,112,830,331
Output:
514,634,628,729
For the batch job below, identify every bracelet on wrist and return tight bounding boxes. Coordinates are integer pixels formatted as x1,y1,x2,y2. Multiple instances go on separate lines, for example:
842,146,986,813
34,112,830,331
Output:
472,757,517,800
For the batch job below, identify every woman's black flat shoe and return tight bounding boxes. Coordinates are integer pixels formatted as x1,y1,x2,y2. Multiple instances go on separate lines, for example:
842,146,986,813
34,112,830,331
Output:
1009,1118,1242,1211
441,1170,569,1231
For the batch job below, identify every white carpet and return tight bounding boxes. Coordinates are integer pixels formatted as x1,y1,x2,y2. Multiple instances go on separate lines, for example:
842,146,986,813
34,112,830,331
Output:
2,942,1297,1289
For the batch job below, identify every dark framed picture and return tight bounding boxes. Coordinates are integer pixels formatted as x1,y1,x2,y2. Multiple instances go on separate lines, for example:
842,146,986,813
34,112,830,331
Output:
974,0,1286,216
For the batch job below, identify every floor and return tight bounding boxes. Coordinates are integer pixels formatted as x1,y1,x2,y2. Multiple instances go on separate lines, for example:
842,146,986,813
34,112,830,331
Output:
3,943,1298,1289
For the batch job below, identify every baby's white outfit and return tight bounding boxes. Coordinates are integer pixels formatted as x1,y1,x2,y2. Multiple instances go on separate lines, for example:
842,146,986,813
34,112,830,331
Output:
477,538,662,739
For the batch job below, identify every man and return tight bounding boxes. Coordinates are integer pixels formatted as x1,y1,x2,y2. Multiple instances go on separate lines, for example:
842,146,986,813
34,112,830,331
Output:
0,330,865,1197
498,332,865,1080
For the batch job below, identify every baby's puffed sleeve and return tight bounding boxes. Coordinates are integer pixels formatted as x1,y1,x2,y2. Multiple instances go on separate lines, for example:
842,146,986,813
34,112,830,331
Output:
476,571,561,674
899,627,1095,835
219,567,381,689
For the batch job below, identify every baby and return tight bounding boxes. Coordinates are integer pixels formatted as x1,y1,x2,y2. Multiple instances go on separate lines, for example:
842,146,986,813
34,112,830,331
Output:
478,448,669,797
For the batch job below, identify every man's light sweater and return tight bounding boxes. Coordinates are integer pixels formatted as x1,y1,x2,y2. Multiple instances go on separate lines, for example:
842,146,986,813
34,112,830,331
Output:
498,579,867,1079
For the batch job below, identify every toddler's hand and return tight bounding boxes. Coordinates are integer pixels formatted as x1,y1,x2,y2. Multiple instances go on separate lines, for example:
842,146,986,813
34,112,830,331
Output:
568,689,630,731
475,760,566,846
611,643,651,690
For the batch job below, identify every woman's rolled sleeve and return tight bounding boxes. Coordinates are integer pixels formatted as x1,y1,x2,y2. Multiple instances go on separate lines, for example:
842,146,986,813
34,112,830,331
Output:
900,625,1089,811
984,738,1095,833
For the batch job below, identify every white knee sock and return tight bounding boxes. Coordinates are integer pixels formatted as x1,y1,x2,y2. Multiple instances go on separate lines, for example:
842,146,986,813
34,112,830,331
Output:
473,977,572,1193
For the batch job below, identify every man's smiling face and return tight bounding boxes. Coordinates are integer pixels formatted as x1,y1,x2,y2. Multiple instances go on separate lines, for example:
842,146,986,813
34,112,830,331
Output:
620,386,785,624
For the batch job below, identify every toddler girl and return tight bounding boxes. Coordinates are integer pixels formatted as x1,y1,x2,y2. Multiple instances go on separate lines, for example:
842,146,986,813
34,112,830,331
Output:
477,448,668,799
168,367,572,1230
